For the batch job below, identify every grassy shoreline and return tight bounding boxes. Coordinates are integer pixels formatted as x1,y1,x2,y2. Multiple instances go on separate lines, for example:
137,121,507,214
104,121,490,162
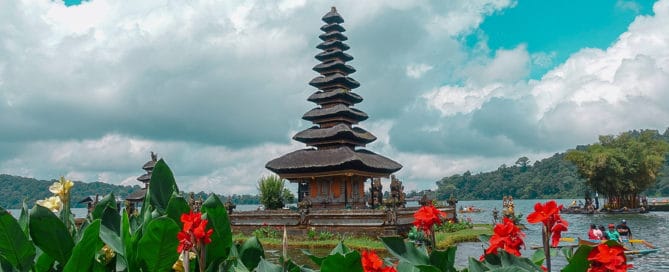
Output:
234,224,493,251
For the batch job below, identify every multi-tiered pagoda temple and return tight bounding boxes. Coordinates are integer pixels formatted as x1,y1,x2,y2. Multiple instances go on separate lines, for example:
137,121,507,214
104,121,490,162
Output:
266,7,402,209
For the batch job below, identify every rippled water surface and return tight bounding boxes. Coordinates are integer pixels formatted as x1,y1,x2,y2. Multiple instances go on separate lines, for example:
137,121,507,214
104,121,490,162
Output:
455,199,669,271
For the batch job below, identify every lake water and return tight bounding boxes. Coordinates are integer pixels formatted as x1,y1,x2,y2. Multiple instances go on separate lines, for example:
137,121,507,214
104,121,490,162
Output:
10,199,669,271
454,198,669,271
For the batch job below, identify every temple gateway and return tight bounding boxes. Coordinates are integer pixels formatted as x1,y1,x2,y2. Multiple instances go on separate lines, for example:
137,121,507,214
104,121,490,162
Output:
265,7,402,209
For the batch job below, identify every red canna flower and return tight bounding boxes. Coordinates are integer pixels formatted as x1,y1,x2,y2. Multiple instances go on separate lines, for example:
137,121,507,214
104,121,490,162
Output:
527,200,563,226
177,211,213,253
413,204,446,234
550,220,568,247
587,244,633,272
361,250,397,272
481,217,525,259
193,218,213,244
181,211,202,232
527,200,568,247
177,231,193,253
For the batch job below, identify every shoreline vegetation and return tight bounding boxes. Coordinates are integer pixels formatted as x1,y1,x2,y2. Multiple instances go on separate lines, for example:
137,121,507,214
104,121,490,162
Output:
233,224,493,251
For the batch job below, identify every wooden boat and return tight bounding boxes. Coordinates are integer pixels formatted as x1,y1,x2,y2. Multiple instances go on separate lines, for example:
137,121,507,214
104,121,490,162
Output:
555,238,660,256
459,206,483,213
649,203,669,212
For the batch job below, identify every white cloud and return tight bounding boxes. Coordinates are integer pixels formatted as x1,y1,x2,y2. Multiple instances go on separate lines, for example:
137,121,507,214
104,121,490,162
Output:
7,0,668,196
425,0,516,36
406,63,433,79
414,0,669,162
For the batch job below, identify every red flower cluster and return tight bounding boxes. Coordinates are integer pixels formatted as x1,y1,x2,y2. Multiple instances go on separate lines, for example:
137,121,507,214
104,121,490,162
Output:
527,200,569,247
361,250,397,272
177,211,213,253
412,204,446,234
587,244,633,272
482,217,525,259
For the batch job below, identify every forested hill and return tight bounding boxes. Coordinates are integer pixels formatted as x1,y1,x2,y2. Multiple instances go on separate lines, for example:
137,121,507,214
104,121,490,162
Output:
435,153,586,200
0,174,141,209
435,129,669,200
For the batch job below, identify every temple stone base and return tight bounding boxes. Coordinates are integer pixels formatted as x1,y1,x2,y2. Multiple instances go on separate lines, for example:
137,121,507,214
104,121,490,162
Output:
229,206,455,237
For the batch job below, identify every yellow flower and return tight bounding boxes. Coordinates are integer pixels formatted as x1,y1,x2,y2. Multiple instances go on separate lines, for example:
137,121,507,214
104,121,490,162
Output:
49,177,74,200
172,259,184,272
36,196,63,212
173,252,196,272
96,245,116,264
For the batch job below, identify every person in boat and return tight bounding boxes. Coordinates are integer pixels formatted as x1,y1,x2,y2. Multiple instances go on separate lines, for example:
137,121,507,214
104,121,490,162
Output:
616,219,632,241
598,225,608,240
588,224,602,240
605,223,622,243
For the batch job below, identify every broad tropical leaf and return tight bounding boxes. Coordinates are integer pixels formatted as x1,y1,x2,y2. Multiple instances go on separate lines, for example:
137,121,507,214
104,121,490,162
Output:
239,236,264,270
29,205,74,264
0,208,35,271
137,217,180,272
148,159,179,213
202,194,233,268
63,220,102,272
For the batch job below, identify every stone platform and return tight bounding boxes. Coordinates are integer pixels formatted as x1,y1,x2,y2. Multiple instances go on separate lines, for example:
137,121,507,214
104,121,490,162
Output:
229,206,456,237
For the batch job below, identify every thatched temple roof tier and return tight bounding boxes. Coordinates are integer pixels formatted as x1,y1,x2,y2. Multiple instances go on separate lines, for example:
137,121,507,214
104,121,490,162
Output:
293,124,376,146
309,73,360,89
315,49,353,62
322,7,344,24
316,40,350,51
302,104,367,123
319,31,348,41
313,60,356,75
142,160,156,171
320,23,345,33
265,146,401,178
137,173,151,183
307,89,363,105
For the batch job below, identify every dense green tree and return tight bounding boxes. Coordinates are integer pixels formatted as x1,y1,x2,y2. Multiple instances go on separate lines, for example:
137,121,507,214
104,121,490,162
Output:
0,175,141,209
257,175,289,209
565,130,669,209
282,188,296,204
436,153,585,200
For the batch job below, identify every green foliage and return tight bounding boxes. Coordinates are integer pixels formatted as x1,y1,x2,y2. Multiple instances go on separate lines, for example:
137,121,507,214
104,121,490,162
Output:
137,217,180,272
253,225,280,239
0,174,142,209
436,128,669,201
436,221,473,233
436,153,585,200
29,205,75,264
63,220,102,272
201,194,234,270
566,129,669,209
148,159,179,213
257,175,289,210
0,207,35,272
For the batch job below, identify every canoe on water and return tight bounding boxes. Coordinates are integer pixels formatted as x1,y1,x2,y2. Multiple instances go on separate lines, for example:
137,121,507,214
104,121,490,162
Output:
556,237,660,256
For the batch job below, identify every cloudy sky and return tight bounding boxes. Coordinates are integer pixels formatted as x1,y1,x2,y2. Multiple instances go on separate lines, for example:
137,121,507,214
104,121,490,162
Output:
1,0,668,195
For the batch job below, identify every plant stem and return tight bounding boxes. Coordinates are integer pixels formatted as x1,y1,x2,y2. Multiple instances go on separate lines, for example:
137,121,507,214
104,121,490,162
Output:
182,251,189,272
543,225,551,272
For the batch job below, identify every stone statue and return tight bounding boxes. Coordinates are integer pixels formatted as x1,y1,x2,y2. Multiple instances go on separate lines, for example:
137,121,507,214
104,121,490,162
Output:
368,178,383,208
224,197,236,214
447,194,458,207
389,175,406,208
418,194,431,206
